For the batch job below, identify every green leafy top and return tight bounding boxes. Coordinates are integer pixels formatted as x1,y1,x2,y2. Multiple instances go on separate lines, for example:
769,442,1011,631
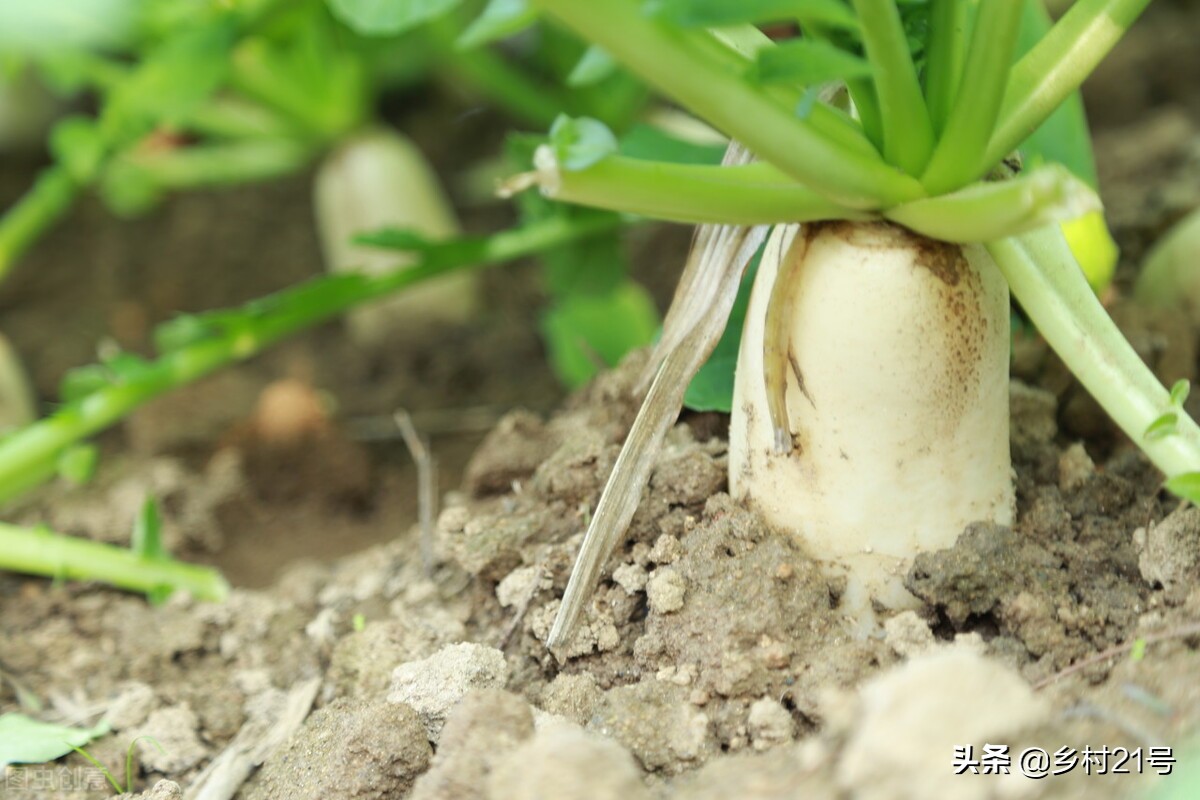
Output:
490,0,1141,224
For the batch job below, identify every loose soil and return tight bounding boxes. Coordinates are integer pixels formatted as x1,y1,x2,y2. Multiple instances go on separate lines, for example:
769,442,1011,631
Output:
4,7,1200,799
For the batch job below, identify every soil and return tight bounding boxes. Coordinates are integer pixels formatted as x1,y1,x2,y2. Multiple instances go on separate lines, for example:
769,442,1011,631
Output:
4,5,1200,800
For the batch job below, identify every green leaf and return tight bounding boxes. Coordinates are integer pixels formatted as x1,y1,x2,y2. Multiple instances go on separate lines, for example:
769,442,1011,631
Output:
648,0,858,29
684,243,762,411
56,444,99,486
101,351,156,383
549,115,619,171
1165,472,1200,504
0,713,109,767
618,123,725,165
353,228,437,252
49,116,106,183
104,21,237,136
327,0,461,36
1171,379,1191,407
1145,413,1179,442
1130,638,1147,662
354,228,500,269
540,282,660,388
99,156,162,217
458,0,536,48
132,496,167,562
59,364,111,404
567,45,617,87
752,39,872,86
154,314,217,354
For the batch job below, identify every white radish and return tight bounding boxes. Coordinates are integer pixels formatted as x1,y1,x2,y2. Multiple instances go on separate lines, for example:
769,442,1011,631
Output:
314,127,477,345
729,221,1014,633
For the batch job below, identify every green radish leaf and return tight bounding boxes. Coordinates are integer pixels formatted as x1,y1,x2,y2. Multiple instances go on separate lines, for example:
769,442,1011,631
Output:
618,123,725,165
1145,413,1179,442
683,352,738,412
458,0,536,48
354,228,437,252
567,45,617,87
684,243,763,412
507,132,644,387
549,115,619,171
752,39,872,86
132,496,167,562
0,713,110,767
49,117,106,183
508,134,627,297
327,0,460,36
154,314,216,354
1171,379,1190,407
99,157,162,217
541,282,660,388
57,444,99,486
59,364,111,404
100,352,155,384
648,0,858,29
103,20,237,136
354,228,507,270
1165,472,1200,504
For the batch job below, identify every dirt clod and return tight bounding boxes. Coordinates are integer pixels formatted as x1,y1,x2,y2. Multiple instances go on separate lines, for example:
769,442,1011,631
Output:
247,697,431,800
410,689,534,800
133,705,208,774
387,643,508,740
1135,505,1200,602
836,648,1049,800
590,680,713,773
487,722,649,800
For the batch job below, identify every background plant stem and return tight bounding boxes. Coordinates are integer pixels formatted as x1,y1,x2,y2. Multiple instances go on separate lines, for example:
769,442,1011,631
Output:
0,214,618,505
0,521,229,601
0,166,78,284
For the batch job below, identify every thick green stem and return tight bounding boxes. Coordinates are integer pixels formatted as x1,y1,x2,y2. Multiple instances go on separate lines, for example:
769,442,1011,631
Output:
983,0,1152,175
0,522,229,601
922,0,1023,194
987,227,1200,479
523,153,869,224
851,0,935,176
844,77,884,154
888,165,1097,243
0,215,617,504
924,0,968,135
0,166,79,284
528,0,923,209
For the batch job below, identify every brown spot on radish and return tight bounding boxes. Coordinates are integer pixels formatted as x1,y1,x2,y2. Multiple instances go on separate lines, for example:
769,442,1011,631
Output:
912,236,965,287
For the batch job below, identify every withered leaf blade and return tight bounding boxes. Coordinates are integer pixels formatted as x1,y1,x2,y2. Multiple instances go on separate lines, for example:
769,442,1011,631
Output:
548,145,767,650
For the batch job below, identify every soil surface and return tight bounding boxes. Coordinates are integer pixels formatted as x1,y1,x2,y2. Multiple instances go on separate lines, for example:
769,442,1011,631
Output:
4,5,1200,800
